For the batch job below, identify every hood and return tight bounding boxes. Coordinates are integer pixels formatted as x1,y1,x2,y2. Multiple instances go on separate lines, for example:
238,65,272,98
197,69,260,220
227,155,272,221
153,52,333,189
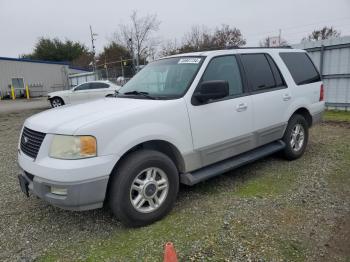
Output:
25,98,161,134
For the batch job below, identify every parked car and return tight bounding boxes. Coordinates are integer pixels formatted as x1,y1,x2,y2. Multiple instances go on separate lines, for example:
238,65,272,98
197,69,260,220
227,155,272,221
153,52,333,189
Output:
48,80,121,107
18,48,324,227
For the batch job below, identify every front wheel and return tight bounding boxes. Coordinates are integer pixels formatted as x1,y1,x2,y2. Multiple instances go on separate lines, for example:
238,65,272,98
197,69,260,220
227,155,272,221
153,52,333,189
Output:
281,114,309,160
108,150,179,227
50,97,64,108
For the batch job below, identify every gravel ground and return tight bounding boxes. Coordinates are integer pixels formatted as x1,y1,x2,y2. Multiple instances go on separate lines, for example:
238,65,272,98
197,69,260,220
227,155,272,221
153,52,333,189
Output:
0,109,349,261
0,98,49,114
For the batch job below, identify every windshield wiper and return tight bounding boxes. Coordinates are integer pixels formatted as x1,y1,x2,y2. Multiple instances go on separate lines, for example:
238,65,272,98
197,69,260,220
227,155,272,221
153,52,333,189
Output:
122,91,156,100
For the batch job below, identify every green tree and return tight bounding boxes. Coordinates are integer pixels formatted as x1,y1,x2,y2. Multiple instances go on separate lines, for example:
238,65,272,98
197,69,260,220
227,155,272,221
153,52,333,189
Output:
97,42,131,65
96,42,133,77
22,37,91,68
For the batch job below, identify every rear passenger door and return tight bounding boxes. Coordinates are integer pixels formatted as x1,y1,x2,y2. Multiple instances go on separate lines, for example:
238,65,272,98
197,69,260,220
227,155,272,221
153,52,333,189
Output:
187,55,254,167
88,82,112,99
240,53,290,146
279,52,322,106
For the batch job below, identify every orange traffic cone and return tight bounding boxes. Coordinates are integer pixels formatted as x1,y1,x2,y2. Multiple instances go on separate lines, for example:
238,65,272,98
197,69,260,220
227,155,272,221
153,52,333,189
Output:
163,242,178,262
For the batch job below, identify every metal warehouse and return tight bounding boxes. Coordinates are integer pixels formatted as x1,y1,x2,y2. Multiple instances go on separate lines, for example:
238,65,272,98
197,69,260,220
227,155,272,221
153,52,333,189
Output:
294,36,350,110
0,57,90,98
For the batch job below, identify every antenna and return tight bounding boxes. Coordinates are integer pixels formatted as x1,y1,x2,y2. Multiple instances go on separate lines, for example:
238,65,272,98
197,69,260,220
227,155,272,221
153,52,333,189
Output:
89,25,98,72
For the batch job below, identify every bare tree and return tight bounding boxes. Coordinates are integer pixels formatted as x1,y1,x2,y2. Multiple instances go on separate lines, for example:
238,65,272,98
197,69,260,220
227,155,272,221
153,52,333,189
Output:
115,10,161,65
161,39,180,56
303,26,340,41
164,24,246,55
182,25,212,51
212,24,246,48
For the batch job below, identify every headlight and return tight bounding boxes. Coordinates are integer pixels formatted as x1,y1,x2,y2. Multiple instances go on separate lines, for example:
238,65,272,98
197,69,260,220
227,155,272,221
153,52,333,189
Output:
49,135,97,159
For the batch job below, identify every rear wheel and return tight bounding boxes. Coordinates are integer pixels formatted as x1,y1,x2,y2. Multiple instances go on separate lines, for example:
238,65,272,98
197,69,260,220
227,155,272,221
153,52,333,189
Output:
281,114,309,160
50,97,64,108
108,150,179,227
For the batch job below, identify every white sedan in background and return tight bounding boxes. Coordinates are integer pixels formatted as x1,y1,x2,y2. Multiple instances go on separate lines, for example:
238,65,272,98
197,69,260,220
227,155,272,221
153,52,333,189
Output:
48,80,121,108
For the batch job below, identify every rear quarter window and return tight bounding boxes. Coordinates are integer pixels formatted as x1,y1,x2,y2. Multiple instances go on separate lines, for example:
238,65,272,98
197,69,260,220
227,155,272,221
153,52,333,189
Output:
280,52,321,85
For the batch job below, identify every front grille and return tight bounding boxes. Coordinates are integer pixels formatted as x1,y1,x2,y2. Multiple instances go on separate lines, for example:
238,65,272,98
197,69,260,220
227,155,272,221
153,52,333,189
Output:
20,127,46,159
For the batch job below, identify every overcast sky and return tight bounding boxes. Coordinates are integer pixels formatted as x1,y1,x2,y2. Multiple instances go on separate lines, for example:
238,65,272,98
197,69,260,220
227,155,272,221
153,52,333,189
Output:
0,0,349,57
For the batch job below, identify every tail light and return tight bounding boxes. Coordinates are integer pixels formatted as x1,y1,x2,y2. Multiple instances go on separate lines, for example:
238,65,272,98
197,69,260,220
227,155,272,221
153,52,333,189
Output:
319,84,324,101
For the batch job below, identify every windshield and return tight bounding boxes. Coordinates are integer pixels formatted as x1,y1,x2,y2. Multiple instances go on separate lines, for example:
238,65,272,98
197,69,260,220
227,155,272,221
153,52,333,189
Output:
118,57,204,99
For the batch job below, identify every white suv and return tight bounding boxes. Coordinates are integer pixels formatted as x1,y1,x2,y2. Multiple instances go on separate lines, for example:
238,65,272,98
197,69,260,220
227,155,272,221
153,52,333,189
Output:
18,48,324,226
48,80,121,107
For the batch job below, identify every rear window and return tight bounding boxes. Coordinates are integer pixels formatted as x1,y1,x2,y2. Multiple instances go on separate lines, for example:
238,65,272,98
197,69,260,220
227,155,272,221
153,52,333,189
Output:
280,52,321,85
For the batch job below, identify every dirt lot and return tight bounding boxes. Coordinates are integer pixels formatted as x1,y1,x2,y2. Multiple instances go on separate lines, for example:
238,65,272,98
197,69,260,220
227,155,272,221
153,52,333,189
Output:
0,109,349,262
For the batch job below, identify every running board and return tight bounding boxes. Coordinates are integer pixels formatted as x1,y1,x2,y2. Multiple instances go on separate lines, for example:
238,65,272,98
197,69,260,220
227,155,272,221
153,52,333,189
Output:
180,140,286,186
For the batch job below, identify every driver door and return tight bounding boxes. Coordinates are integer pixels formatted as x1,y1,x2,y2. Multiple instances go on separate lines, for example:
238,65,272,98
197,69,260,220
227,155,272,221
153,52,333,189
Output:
70,83,91,104
186,55,254,167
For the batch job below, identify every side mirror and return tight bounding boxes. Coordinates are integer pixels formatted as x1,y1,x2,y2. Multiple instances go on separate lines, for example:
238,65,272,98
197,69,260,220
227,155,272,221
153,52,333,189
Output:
193,80,229,105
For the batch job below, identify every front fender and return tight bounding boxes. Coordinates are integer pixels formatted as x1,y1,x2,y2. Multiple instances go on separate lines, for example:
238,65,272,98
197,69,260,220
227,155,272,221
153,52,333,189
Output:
102,122,189,158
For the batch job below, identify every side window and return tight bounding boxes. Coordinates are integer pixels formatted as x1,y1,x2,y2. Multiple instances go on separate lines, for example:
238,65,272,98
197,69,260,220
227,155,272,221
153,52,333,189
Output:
240,54,276,91
90,83,109,89
74,83,90,91
202,56,243,96
280,52,321,85
266,55,284,87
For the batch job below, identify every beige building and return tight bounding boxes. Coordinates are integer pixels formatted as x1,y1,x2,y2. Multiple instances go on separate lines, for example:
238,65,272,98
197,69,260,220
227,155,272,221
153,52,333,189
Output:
0,57,90,98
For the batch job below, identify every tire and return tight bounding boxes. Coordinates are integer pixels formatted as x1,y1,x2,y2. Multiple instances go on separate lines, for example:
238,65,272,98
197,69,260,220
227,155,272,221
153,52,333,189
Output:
50,97,64,108
108,150,179,227
281,114,309,160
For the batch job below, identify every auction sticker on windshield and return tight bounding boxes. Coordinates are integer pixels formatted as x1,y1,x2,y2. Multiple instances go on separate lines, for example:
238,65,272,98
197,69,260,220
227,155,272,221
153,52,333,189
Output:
178,58,201,64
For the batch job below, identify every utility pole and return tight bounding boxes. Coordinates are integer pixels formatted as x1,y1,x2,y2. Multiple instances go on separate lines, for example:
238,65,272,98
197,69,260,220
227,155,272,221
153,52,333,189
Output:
129,38,135,74
278,29,282,47
90,25,98,72
120,57,125,78
104,55,108,80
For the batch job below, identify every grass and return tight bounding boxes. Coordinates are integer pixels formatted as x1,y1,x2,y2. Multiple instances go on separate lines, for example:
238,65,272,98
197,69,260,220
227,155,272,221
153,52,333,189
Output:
233,166,297,198
324,110,350,122
278,239,306,262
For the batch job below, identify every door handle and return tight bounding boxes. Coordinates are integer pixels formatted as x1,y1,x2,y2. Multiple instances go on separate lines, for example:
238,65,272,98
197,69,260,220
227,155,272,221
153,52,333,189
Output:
283,94,292,101
236,103,248,112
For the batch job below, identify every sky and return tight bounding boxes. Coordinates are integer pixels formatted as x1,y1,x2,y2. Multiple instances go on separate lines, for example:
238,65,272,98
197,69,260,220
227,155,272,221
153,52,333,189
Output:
0,0,349,58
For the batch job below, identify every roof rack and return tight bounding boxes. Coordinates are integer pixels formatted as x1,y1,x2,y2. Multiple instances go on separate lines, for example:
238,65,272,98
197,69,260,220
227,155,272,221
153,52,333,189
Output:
226,46,293,49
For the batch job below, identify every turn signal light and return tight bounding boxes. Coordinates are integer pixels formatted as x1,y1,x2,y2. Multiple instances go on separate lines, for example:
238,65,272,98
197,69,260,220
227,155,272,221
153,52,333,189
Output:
80,136,97,157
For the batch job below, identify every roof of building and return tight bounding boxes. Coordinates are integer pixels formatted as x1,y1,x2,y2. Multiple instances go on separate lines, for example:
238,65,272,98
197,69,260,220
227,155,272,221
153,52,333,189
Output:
0,56,91,72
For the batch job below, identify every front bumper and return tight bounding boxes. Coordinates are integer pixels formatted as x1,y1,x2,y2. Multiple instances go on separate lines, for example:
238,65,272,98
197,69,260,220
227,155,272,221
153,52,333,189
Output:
18,147,119,211
19,170,109,211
